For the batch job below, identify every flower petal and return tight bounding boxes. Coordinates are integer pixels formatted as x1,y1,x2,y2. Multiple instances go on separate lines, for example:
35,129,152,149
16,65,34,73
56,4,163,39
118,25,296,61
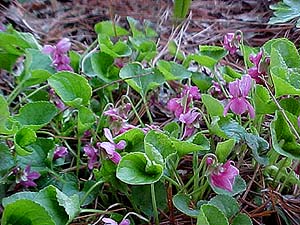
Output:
104,128,114,143
228,80,240,97
100,142,116,155
240,75,252,97
230,98,248,115
115,140,126,150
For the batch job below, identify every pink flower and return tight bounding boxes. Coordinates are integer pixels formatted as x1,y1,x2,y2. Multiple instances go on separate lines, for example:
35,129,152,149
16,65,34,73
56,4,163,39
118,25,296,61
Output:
102,218,130,225
167,85,200,118
224,75,255,118
97,128,126,164
42,38,73,72
179,109,200,138
209,160,239,192
83,145,98,170
53,146,68,160
14,166,41,188
49,88,67,111
248,50,270,84
223,33,241,55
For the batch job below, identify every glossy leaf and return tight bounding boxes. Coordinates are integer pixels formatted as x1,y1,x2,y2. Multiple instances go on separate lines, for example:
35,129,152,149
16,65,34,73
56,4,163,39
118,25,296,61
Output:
173,0,192,19
48,71,92,107
98,34,132,58
208,195,239,218
78,106,95,135
197,204,229,225
173,193,200,217
215,139,235,163
202,94,224,117
253,84,276,115
231,213,253,225
14,101,58,130
14,127,37,156
94,21,129,36
116,152,163,185
270,110,300,159
157,60,191,80
114,128,145,153
119,63,165,96
0,143,14,177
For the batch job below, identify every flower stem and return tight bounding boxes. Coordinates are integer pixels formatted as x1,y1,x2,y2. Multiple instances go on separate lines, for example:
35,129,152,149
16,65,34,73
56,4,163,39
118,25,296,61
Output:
76,134,82,178
150,183,159,225
142,96,153,124
7,79,26,105
80,180,104,205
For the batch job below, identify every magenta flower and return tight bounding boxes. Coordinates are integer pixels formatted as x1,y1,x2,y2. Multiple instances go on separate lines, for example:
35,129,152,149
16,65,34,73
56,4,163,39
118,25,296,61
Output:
248,50,269,84
97,128,126,164
49,88,67,111
102,218,130,225
0,23,6,32
83,145,98,170
167,85,200,118
223,33,241,55
179,109,200,138
42,38,73,72
209,160,239,192
15,166,41,188
141,124,161,134
53,146,68,160
224,75,255,118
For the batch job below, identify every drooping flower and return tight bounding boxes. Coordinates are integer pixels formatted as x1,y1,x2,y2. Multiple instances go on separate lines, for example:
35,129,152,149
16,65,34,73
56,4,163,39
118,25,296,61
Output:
97,128,126,164
167,85,200,118
83,144,98,170
42,38,73,72
102,218,130,225
210,81,226,100
208,160,239,192
49,88,67,111
53,146,68,160
14,166,41,188
224,75,255,118
179,109,200,138
248,50,269,84
223,33,241,55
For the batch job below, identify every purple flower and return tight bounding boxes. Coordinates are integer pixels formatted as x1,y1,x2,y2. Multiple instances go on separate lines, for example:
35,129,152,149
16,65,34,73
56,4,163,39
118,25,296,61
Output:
248,50,270,84
15,166,40,188
97,128,126,164
223,33,241,55
42,38,73,72
209,160,239,192
224,75,255,118
83,145,98,170
0,23,6,32
141,124,161,134
210,81,226,100
49,88,66,111
298,116,300,128
167,85,200,118
53,146,68,160
102,218,130,225
179,109,200,138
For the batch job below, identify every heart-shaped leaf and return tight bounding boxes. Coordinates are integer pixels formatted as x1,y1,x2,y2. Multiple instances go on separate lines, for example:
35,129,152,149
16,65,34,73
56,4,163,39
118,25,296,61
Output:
157,60,191,80
14,127,37,156
116,152,163,185
48,71,92,108
197,204,229,225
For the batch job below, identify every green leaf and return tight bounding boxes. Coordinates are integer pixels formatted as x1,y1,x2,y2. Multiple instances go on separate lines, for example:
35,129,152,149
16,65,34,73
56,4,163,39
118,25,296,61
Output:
270,110,300,159
14,127,37,156
157,60,191,80
116,152,163,185
56,190,80,222
269,0,300,28
91,52,117,82
94,21,129,37
173,0,192,19
231,213,253,225
0,95,10,132
0,143,14,177
253,84,277,115
145,131,177,164
0,32,32,55
21,49,55,87
48,71,92,108
69,50,80,73
210,118,269,165
163,122,180,138
14,101,58,130
173,193,200,217
208,195,239,218
131,182,167,217
17,138,54,173
127,16,145,38
119,63,165,96
114,128,145,153
197,204,229,225
172,132,210,157
78,106,95,135
98,34,132,58
191,72,213,91
1,199,55,225
208,175,246,196
199,45,227,62
0,52,19,71
202,94,224,117
129,37,157,61
167,40,185,61
215,139,235,163
280,97,300,116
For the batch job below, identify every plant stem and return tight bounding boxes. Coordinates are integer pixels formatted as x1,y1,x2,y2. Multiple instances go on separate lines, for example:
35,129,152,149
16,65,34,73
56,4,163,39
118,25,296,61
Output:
272,157,288,187
150,183,159,225
122,95,145,127
237,30,248,71
76,134,82,178
142,96,153,124
80,180,104,205
7,79,26,105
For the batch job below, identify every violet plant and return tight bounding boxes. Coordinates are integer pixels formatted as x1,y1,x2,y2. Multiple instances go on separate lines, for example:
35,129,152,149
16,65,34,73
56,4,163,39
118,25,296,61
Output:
0,16,300,225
